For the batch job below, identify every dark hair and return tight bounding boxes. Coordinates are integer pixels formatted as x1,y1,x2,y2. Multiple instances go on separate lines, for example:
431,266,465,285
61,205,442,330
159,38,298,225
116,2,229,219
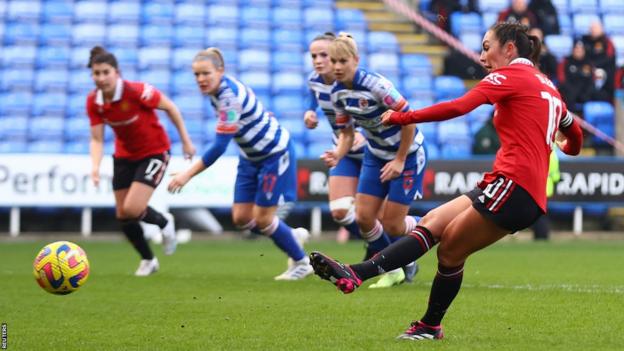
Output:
491,22,541,65
312,32,336,43
87,46,119,69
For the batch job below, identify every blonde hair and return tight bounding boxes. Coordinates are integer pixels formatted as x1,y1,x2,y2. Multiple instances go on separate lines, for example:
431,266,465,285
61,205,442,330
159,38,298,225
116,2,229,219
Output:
329,32,359,59
193,47,225,70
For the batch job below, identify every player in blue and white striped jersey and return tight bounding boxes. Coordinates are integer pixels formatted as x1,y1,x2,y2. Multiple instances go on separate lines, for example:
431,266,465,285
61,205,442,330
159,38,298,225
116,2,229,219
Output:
168,48,313,281
319,34,427,288
304,32,366,243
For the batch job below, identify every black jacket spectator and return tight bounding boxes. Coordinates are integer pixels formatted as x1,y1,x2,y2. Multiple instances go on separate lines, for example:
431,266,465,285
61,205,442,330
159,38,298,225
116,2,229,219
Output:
530,28,558,81
529,0,560,35
498,0,538,29
557,42,595,113
581,22,616,100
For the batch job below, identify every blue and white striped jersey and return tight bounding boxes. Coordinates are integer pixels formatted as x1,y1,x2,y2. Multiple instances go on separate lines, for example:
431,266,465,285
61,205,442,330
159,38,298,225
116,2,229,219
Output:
307,71,365,158
210,75,289,161
331,68,425,160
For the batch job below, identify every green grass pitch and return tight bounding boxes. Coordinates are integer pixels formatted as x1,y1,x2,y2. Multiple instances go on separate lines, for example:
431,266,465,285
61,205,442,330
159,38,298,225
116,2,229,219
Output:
2,237,623,350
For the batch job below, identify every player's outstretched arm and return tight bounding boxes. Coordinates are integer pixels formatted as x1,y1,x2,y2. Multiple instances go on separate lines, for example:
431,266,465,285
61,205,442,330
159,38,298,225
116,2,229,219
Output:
556,111,583,156
158,94,197,160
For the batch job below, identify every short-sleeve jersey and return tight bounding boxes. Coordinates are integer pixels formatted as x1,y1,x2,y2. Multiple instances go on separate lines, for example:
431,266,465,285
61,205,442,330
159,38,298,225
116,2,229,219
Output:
331,69,424,160
307,71,364,158
209,75,289,161
471,58,566,211
86,78,170,160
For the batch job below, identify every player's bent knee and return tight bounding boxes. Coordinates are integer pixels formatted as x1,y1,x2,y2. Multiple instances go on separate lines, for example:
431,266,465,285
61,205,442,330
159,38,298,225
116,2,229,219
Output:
436,243,467,267
118,206,144,221
382,221,404,237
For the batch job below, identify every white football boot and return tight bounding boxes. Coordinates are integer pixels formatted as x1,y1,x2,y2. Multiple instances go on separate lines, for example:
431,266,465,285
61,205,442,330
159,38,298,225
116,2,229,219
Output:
274,256,314,281
161,212,177,255
135,257,159,276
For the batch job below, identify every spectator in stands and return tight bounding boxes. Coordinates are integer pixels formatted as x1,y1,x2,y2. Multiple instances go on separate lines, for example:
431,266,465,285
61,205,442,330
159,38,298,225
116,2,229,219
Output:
581,21,616,101
558,41,595,113
86,46,196,276
428,0,478,33
497,0,538,29
168,48,314,281
528,0,560,35
530,27,558,82
590,68,613,102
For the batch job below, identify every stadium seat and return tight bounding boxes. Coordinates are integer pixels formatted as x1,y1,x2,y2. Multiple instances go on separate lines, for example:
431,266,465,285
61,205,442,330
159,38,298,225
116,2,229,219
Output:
292,139,307,159
0,92,32,115
63,140,90,154
142,2,175,25
572,14,601,35
39,23,73,46
172,70,197,94
8,0,41,22
2,45,37,68
4,23,39,45
600,0,624,13
440,141,472,158
138,47,172,69
367,31,399,53
1,68,34,91
583,101,614,125
74,1,107,23
32,93,68,116
139,24,173,47
558,13,573,36
545,34,574,60
437,120,470,144
271,8,303,30
369,53,400,75
174,2,206,25
612,35,624,66
307,141,331,159
29,116,65,139
239,71,271,95
482,11,500,32
241,6,271,28
335,9,367,31
400,54,433,76
174,25,206,47
402,75,434,99
239,27,272,49
109,47,139,70
570,0,599,13
34,69,69,92
68,71,94,94
272,94,306,119
72,24,106,46
0,140,28,153
603,15,624,35
207,5,239,26
0,116,29,139
238,49,270,71
450,12,482,36
467,104,495,126
552,0,569,14
171,48,197,71
460,33,483,52
416,122,438,145
66,94,87,118
106,24,139,47
272,72,305,94
28,140,65,154
139,69,171,94
303,8,334,30
408,97,434,109
271,51,304,73
206,26,238,49
477,0,509,12
425,142,440,159
434,76,465,100
173,95,204,119
36,46,71,69
108,1,140,24
42,1,73,23
303,0,334,7
278,119,307,140
272,28,304,51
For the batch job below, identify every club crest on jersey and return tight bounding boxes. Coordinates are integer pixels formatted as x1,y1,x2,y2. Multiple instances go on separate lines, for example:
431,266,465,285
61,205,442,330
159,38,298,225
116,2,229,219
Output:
483,72,507,85
121,101,130,112
358,98,369,108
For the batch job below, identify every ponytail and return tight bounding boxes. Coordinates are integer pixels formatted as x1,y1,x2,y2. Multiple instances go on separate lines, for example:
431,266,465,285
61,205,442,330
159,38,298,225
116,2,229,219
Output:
87,46,118,69
491,22,541,65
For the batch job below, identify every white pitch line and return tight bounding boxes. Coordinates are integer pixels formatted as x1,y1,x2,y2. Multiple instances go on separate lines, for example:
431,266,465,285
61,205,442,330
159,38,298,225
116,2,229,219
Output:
415,282,624,295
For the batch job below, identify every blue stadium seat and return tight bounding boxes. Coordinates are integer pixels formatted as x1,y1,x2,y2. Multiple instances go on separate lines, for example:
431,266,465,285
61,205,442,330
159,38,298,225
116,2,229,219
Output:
450,12,482,36
278,119,306,140
603,15,624,35
477,0,509,12
64,117,91,141
416,122,438,145
545,34,574,60
467,104,494,131
4,23,39,45
8,0,41,22
74,1,108,23
272,0,303,7
72,23,106,46
460,33,483,52
292,139,307,159
0,92,33,116
304,8,334,30
36,46,71,69
172,70,197,94
239,27,271,49
307,141,330,159
612,35,624,66
1,68,34,91
174,25,206,47
0,140,28,153
271,51,304,72
207,5,239,26
440,142,472,158
28,140,65,154
558,13,573,36
64,140,90,154
34,69,69,92
583,101,614,125
2,45,37,68
552,0,569,14
206,26,238,49
570,0,598,13
600,0,624,13
369,52,400,75
241,6,271,27
138,46,172,69
402,75,434,99
139,69,171,94
271,94,306,119
0,116,29,139
175,2,206,25
29,116,65,139
39,23,72,46
425,142,440,159
303,0,334,7
271,8,303,30
482,11,500,32
272,72,305,94
173,94,204,119
106,24,139,47
239,71,271,95
68,71,93,94
335,9,367,31
438,120,470,144
66,94,87,118
32,93,68,116
42,1,73,23
434,76,465,100
408,97,434,109
140,24,173,46
572,14,601,35
367,31,399,53
109,47,139,69
238,49,270,71
400,54,433,76
108,1,140,24
142,2,175,25
172,48,197,71
272,28,304,51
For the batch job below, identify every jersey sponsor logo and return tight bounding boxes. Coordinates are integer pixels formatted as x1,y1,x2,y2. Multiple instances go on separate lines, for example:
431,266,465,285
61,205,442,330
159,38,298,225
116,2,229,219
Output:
483,72,507,85
383,88,402,107
219,110,237,123
141,84,154,101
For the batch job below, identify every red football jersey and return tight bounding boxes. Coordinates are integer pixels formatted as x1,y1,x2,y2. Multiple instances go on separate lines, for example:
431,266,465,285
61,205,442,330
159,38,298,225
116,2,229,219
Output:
472,58,566,211
86,79,170,160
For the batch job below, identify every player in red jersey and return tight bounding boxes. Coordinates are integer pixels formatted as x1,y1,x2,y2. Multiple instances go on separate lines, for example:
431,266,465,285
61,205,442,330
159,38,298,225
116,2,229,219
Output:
86,46,196,276
309,23,584,340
